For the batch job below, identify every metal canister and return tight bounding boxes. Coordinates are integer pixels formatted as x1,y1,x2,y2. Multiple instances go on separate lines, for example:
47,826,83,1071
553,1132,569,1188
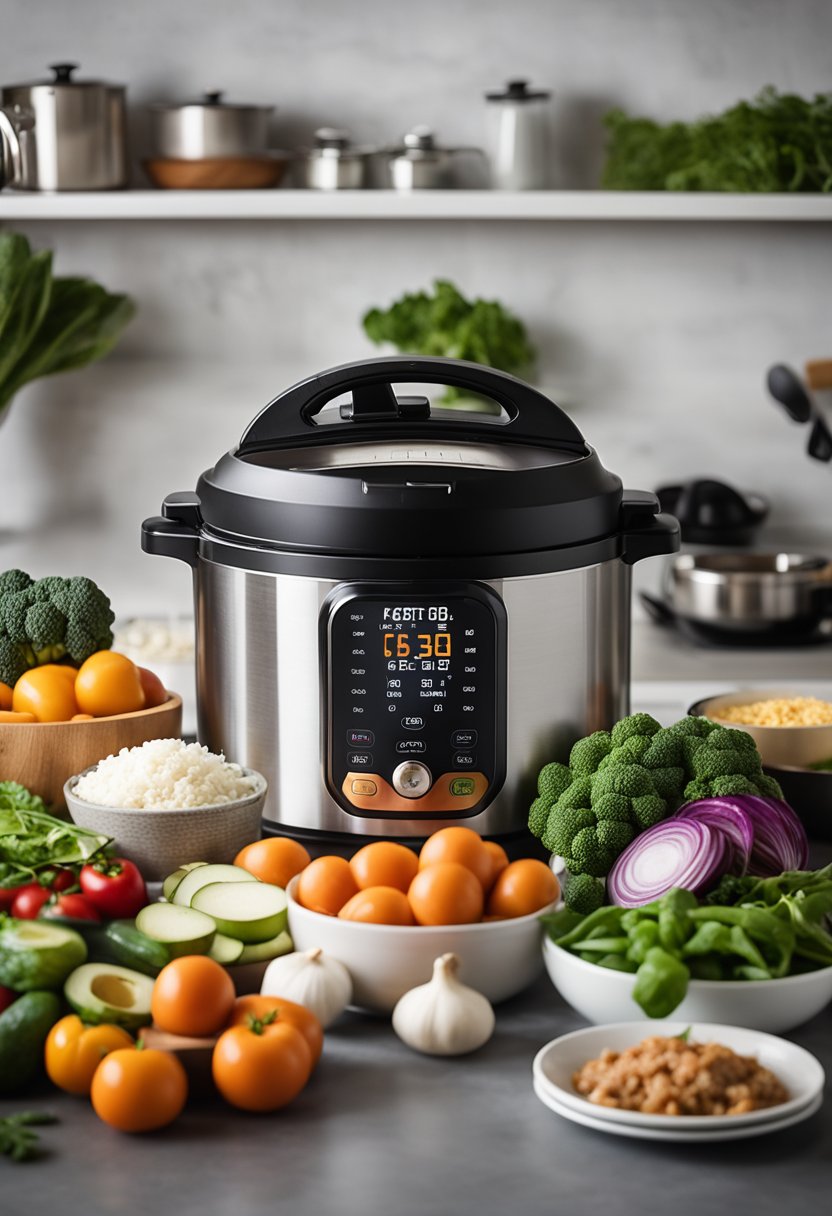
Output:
1,63,127,191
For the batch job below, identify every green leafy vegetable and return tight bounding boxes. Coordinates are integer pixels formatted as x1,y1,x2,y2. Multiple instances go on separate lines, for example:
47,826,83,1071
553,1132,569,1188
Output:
0,1111,58,1162
0,232,135,421
632,946,690,1018
362,278,535,401
602,87,832,192
0,786,111,887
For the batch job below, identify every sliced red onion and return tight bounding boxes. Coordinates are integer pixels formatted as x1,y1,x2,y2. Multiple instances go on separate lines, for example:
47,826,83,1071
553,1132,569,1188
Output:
675,799,755,875
607,819,732,908
733,795,810,875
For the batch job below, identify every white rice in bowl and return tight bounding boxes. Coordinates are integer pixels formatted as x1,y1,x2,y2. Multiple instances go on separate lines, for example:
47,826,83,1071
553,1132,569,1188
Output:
74,738,257,810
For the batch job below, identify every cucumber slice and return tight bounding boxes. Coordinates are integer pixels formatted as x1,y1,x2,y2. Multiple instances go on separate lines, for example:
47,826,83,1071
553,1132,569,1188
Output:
208,933,245,965
135,903,216,957
192,882,288,944
173,864,258,908
65,962,154,1031
236,930,293,965
163,861,208,902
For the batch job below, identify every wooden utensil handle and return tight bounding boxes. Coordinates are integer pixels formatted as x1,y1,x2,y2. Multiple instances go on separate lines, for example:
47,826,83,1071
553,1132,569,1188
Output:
805,359,832,390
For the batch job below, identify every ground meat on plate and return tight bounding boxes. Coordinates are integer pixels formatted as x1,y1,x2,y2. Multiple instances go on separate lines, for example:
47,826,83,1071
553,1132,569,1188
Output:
572,1035,789,1116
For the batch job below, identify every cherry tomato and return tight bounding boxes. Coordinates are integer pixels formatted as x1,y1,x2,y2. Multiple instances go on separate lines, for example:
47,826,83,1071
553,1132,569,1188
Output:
137,667,167,708
0,986,17,1014
79,858,147,919
44,867,77,893
43,892,102,921
45,1015,134,1096
12,664,79,722
91,1044,188,1133
75,651,145,717
11,884,51,919
0,884,28,913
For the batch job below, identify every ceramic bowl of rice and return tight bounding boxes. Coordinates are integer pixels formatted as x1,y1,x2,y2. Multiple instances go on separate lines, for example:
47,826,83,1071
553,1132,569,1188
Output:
64,739,267,880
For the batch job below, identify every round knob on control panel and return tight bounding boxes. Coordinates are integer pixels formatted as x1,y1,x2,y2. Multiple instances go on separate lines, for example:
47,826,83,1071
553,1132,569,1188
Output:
392,760,432,799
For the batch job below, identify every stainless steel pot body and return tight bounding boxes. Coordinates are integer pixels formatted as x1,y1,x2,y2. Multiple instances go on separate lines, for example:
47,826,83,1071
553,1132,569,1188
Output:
666,553,832,632
149,99,273,159
192,555,631,838
1,79,126,190
0,106,31,188
303,150,368,189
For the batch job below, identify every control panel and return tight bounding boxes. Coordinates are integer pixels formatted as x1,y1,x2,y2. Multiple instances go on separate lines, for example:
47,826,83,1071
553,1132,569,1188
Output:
322,583,506,818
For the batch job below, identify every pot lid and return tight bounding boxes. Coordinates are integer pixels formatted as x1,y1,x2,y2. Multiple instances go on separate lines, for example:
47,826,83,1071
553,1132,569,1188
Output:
657,479,768,546
485,79,551,102
184,357,676,564
150,90,273,113
3,63,124,90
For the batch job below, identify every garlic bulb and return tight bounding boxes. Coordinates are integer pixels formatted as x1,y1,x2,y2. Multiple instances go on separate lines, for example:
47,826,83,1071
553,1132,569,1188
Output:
392,953,495,1056
261,947,352,1028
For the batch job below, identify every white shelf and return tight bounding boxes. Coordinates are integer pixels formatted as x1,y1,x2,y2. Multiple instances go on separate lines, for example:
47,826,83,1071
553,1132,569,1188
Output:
0,189,831,222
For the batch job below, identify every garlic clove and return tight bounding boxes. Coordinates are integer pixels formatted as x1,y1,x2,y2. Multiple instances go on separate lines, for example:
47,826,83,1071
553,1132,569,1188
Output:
392,951,495,1057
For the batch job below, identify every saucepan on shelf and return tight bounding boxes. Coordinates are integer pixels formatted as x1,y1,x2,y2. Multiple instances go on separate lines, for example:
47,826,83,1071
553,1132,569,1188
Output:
642,552,832,647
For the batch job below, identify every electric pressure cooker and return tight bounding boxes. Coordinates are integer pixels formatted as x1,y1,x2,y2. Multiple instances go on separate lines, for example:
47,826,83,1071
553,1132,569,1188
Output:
142,357,678,843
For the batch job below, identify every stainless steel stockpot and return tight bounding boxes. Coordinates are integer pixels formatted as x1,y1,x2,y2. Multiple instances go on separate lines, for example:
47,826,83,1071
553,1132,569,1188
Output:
1,63,126,190
143,357,678,842
148,92,273,159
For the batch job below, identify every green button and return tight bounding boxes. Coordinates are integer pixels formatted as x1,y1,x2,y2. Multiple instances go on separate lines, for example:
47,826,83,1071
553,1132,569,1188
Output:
450,778,475,797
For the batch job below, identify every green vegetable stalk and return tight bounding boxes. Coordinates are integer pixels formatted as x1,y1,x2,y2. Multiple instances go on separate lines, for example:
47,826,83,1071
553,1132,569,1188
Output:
0,231,135,422
362,279,535,401
602,87,832,193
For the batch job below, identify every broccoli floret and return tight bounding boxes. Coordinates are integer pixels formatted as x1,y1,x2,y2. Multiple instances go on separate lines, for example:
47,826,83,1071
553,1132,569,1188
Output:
537,761,572,804
592,763,656,800
569,730,612,776
631,793,667,829
562,871,606,915
691,738,761,781
0,570,114,686
542,805,595,856
755,772,784,800
648,765,686,800
554,776,593,813
673,715,719,739
568,826,615,877
610,713,661,746
590,792,632,822
598,736,653,771
683,777,713,803
528,795,551,840
596,819,635,853
642,726,687,769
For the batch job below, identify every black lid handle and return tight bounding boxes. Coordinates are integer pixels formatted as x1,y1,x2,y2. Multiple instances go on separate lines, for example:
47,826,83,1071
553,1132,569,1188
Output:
50,63,79,83
238,356,586,455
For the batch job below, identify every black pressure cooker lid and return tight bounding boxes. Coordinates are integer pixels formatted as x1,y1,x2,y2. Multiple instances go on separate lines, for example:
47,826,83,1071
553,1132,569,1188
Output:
154,358,679,566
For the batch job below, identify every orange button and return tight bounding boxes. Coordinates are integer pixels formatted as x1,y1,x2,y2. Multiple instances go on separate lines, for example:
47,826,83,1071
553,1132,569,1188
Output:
351,778,378,796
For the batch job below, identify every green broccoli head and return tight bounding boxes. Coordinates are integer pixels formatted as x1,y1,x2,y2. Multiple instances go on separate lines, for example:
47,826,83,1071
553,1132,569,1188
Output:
541,804,596,856
642,726,687,769
610,713,661,746
590,791,632,822
0,570,114,686
554,776,593,813
537,761,573,804
648,765,686,801
597,735,653,771
595,819,635,853
528,795,551,840
755,772,784,800
691,738,761,781
562,871,606,915
565,826,616,877
591,763,656,800
631,793,667,829
569,730,612,776
672,715,720,739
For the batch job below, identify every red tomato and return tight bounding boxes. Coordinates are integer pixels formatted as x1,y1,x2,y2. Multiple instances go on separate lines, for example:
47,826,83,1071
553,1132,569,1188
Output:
11,884,51,919
79,858,147,918
43,892,102,921
0,885,27,913
45,867,77,893
137,667,167,708
0,986,17,1014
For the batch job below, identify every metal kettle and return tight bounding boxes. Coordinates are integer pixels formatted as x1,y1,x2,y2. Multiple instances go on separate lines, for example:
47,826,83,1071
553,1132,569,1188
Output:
0,105,33,189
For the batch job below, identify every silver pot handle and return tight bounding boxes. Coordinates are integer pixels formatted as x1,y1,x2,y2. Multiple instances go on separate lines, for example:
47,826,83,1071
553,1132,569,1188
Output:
0,105,34,187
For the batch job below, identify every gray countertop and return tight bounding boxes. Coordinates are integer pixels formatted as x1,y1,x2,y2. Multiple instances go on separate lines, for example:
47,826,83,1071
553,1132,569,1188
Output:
632,619,832,684
3,970,830,1216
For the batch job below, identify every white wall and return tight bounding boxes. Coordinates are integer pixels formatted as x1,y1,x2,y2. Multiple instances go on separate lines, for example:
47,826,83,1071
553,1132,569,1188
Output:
2,0,832,616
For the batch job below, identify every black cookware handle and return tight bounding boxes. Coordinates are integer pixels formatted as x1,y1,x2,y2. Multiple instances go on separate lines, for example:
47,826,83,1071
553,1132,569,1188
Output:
237,356,587,454
141,493,201,567
619,490,680,565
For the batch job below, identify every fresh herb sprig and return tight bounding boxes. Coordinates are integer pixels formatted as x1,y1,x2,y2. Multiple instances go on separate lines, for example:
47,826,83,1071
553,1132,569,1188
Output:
0,1111,58,1162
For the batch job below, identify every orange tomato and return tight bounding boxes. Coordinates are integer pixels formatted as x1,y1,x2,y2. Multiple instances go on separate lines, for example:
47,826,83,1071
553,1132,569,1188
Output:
212,1017,312,1112
407,862,484,926
349,841,419,893
71,713,94,721
295,855,358,916
0,710,36,723
151,955,236,1037
0,681,12,710
338,885,415,926
235,837,311,888
418,827,492,890
75,651,146,717
228,995,323,1066
91,1044,188,1133
13,665,79,722
137,666,167,708
45,1014,133,1096
486,859,560,919
482,840,510,893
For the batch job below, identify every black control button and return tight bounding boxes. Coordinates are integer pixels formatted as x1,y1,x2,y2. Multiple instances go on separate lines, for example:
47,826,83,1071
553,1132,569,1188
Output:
451,729,478,749
348,752,374,768
453,752,477,768
401,716,425,731
396,739,427,755
347,729,375,748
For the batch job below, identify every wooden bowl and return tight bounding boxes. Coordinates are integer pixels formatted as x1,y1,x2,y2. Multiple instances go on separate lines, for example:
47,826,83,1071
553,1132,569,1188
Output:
0,695,182,811
144,156,289,189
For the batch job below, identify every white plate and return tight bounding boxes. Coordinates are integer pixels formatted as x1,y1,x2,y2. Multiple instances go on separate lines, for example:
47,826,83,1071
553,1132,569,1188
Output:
532,1021,825,1131
533,1079,823,1143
